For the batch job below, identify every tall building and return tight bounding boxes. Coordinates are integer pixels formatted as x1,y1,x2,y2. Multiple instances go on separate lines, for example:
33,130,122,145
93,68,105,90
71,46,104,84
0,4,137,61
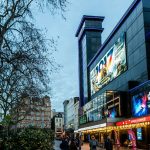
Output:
16,95,51,128
76,0,150,149
76,16,104,107
63,100,69,130
63,97,79,130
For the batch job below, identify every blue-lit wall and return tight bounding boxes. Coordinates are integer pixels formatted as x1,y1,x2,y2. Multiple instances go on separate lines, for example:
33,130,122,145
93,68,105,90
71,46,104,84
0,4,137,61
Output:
77,18,103,107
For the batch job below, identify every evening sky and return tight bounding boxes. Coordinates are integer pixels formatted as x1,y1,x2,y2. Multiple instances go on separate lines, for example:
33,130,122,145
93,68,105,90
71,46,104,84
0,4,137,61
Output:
35,0,134,111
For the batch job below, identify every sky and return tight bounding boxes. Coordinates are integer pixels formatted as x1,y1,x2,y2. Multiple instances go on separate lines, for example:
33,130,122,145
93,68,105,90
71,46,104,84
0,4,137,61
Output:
34,0,134,112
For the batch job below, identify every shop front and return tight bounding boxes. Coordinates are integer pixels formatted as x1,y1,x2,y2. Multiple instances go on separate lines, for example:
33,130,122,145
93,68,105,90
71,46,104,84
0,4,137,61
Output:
114,81,150,149
77,123,116,146
116,116,150,149
77,90,127,146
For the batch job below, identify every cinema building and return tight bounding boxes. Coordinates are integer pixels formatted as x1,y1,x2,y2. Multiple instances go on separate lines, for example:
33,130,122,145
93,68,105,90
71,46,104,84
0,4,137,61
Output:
75,0,150,149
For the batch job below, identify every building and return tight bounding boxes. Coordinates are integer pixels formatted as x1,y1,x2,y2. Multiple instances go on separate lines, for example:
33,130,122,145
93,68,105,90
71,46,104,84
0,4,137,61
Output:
63,97,79,130
51,109,57,119
16,95,51,128
76,0,150,149
63,100,69,130
51,112,64,139
74,101,79,131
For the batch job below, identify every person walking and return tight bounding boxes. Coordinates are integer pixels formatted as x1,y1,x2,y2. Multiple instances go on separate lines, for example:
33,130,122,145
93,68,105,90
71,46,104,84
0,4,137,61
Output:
75,135,81,150
60,136,69,150
69,139,78,150
104,136,113,150
89,135,99,150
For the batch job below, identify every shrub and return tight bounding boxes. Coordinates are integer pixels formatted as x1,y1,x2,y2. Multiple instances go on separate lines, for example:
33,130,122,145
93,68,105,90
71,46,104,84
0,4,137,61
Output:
0,127,54,150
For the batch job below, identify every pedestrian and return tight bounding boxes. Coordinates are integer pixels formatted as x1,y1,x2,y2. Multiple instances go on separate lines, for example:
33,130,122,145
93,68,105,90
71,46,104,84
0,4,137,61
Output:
60,135,69,150
89,135,99,150
104,136,113,150
69,139,78,150
75,135,81,150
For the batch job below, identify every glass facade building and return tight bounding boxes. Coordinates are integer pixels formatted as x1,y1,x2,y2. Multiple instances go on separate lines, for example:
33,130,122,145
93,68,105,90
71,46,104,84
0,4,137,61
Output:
76,0,150,149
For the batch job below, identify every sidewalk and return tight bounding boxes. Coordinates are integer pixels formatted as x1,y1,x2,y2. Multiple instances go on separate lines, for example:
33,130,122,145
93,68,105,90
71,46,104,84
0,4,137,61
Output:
81,143,101,150
81,143,145,150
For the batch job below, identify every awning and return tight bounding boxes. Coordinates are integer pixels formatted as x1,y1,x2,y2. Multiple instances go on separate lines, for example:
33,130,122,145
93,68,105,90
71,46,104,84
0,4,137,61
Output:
116,115,150,126
75,123,106,132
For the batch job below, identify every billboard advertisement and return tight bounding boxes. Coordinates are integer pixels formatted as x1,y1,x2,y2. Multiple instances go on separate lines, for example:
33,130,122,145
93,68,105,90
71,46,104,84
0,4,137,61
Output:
132,91,150,117
90,34,127,95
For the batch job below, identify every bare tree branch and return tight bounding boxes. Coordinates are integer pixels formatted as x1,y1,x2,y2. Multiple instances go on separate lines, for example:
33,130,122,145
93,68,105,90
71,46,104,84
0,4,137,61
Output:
0,0,66,124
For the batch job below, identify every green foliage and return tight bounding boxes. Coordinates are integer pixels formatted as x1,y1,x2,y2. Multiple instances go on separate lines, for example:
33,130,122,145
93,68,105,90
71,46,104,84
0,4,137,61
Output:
0,127,54,150
1,115,15,127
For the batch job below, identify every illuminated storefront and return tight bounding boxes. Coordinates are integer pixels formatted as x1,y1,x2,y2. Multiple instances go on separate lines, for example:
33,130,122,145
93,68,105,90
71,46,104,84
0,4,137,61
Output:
115,81,150,149
116,116,150,149
79,91,127,125
77,90,127,144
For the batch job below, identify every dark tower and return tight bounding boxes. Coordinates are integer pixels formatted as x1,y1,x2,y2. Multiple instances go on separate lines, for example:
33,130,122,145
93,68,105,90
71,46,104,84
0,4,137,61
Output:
75,15,104,108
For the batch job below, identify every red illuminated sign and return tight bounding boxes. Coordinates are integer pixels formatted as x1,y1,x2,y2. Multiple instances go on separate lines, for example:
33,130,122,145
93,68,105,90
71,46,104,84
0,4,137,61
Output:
116,116,150,126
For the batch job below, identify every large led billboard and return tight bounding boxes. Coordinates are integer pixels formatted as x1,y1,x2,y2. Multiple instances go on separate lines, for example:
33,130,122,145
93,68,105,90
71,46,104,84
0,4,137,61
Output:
90,34,127,95
132,91,150,117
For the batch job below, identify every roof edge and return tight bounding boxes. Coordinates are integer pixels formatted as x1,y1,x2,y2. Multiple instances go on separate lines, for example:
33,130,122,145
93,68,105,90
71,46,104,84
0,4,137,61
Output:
88,0,141,67
75,15,105,37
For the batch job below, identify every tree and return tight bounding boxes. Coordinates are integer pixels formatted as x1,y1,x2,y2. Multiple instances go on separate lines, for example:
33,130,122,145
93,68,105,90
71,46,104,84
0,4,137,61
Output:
0,0,67,120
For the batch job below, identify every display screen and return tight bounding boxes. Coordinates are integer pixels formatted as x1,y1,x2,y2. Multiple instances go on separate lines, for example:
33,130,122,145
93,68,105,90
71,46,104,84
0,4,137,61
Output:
132,91,150,117
90,34,127,96
108,108,117,118
137,128,142,140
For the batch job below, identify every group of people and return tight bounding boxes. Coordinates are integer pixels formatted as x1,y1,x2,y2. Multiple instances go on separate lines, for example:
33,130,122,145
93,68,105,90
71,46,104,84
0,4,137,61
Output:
59,135,81,150
59,134,113,150
89,135,113,150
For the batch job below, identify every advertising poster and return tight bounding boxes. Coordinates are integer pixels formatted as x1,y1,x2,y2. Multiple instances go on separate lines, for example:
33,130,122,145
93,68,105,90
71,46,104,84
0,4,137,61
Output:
132,91,150,117
90,34,127,95
137,128,142,140
128,129,136,148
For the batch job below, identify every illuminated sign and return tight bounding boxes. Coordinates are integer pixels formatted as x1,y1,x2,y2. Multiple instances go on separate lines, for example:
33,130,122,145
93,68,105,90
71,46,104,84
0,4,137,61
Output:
90,34,127,95
116,116,150,126
132,91,150,117
78,123,106,131
137,128,142,140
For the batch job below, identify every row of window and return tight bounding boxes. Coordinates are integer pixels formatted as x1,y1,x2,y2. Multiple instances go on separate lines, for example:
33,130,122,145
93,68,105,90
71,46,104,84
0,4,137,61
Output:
17,122,50,128
55,118,62,122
